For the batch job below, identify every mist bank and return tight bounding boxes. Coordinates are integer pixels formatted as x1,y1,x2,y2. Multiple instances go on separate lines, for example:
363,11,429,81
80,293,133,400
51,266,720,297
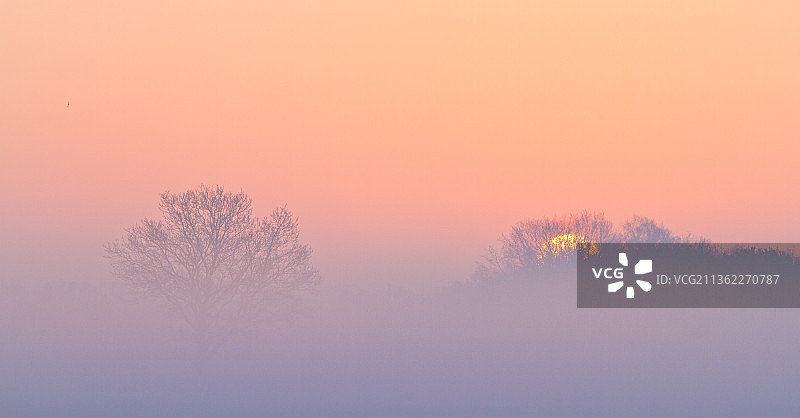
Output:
2,270,799,417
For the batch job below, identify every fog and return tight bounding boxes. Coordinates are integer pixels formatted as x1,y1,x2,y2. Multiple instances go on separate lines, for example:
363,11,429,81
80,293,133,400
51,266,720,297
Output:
3,266,799,417
4,0,800,414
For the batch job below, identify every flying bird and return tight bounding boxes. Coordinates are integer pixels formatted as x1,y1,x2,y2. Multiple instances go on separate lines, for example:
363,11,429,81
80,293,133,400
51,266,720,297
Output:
66,100,70,110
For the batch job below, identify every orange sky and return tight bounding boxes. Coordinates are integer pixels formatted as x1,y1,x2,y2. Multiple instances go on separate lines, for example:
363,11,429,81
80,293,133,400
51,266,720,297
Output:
2,1,799,289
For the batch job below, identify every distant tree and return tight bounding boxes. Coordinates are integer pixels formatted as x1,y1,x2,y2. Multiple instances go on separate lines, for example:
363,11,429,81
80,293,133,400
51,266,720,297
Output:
618,215,708,244
475,212,705,282
475,211,615,279
619,215,679,243
105,185,319,350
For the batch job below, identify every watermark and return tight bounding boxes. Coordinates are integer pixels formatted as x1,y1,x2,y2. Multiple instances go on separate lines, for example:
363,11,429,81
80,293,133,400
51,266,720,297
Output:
577,243,800,308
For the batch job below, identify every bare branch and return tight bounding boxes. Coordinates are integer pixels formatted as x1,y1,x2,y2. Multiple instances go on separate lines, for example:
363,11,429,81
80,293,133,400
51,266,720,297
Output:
105,185,319,349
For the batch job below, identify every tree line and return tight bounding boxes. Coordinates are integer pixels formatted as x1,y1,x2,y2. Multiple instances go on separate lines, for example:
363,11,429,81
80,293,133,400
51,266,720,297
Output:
105,187,707,347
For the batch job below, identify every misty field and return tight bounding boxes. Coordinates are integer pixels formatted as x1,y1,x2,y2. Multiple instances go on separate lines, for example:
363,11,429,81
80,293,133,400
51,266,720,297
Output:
2,268,799,416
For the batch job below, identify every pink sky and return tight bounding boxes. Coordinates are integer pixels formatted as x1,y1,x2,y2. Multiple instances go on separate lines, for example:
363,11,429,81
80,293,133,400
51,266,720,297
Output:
2,1,799,289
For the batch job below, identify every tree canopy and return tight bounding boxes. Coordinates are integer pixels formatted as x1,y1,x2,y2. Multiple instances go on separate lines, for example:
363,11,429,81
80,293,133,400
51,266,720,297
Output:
105,185,319,347
475,211,703,282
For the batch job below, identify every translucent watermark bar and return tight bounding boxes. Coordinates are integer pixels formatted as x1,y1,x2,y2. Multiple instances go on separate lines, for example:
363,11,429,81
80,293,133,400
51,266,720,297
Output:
577,243,800,308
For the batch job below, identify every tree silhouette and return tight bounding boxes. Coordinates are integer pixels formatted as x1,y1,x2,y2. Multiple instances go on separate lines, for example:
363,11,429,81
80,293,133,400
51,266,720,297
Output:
105,185,319,349
475,212,704,282
620,215,679,243
475,211,615,279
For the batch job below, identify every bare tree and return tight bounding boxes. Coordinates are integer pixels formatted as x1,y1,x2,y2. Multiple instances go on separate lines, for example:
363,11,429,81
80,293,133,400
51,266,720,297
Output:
475,212,705,282
105,185,319,349
476,211,615,278
619,215,679,243
620,215,708,244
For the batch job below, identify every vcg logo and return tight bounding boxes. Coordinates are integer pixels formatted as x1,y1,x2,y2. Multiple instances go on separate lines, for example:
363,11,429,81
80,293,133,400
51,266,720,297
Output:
592,253,653,299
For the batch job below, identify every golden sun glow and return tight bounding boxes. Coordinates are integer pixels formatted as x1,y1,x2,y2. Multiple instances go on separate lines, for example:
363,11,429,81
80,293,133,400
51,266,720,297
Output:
540,233,586,260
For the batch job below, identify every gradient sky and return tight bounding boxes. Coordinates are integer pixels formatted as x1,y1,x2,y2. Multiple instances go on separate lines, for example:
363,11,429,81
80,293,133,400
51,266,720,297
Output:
2,1,799,289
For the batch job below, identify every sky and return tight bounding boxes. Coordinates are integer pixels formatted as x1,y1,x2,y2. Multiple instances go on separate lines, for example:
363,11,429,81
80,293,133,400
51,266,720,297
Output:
2,1,800,290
